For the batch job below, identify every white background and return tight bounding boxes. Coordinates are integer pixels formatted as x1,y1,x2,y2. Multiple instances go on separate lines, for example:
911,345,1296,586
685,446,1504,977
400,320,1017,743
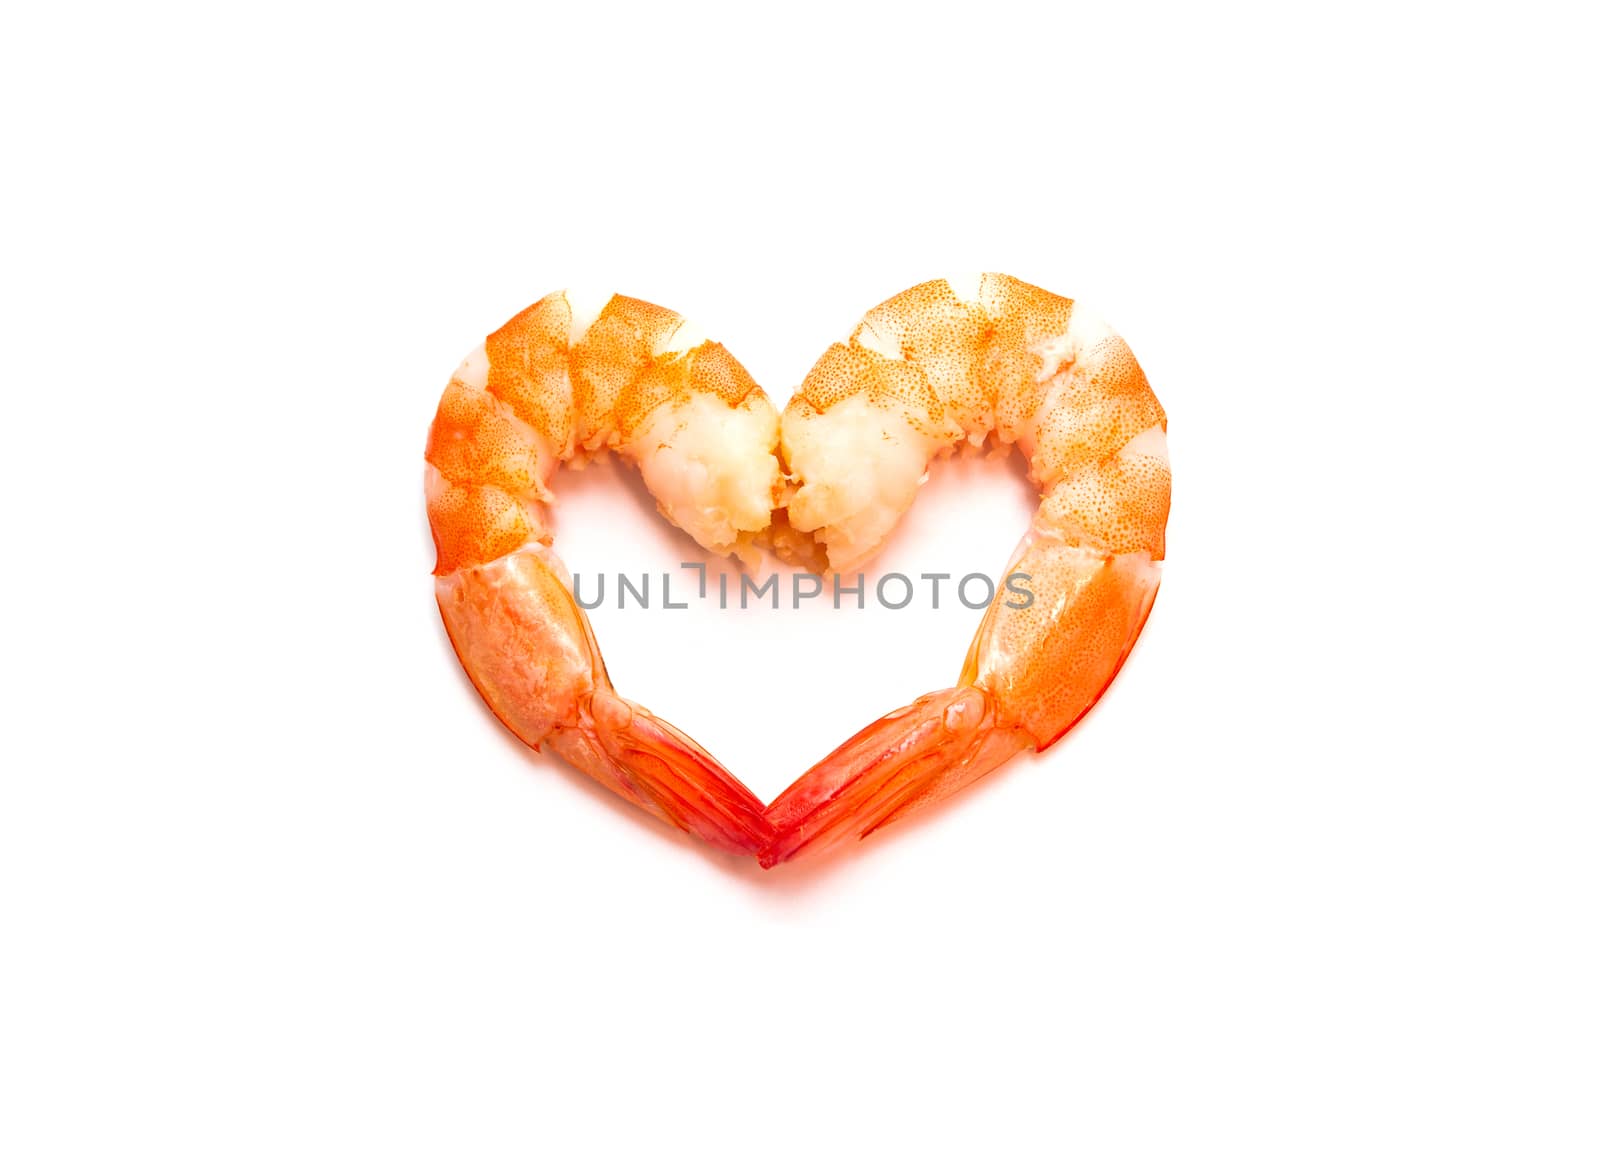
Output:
3,2,1596,1168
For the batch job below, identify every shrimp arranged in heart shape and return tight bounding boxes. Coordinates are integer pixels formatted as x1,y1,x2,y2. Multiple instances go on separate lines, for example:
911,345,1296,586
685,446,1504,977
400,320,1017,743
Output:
423,275,1169,868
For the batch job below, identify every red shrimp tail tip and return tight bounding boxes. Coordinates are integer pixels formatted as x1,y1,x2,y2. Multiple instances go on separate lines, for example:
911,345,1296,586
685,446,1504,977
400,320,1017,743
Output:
760,686,1030,868
549,696,773,860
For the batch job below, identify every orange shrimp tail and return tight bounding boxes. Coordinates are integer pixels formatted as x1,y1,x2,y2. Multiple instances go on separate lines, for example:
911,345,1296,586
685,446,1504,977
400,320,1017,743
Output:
547,695,773,859
761,687,1032,868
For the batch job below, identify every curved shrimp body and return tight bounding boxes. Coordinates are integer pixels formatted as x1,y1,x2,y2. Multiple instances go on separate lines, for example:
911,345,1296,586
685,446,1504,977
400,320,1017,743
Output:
426,291,781,857
764,275,1169,866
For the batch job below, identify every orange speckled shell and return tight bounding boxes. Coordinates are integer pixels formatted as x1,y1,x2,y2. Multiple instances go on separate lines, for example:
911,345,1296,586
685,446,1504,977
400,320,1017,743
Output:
785,274,1170,747
425,292,767,575
483,294,575,457
787,274,1161,481
614,341,762,436
790,341,947,425
568,295,685,448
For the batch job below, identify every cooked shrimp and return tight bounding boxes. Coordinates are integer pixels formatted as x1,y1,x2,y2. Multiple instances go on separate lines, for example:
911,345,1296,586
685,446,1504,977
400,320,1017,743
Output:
426,291,781,857
765,274,1169,866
